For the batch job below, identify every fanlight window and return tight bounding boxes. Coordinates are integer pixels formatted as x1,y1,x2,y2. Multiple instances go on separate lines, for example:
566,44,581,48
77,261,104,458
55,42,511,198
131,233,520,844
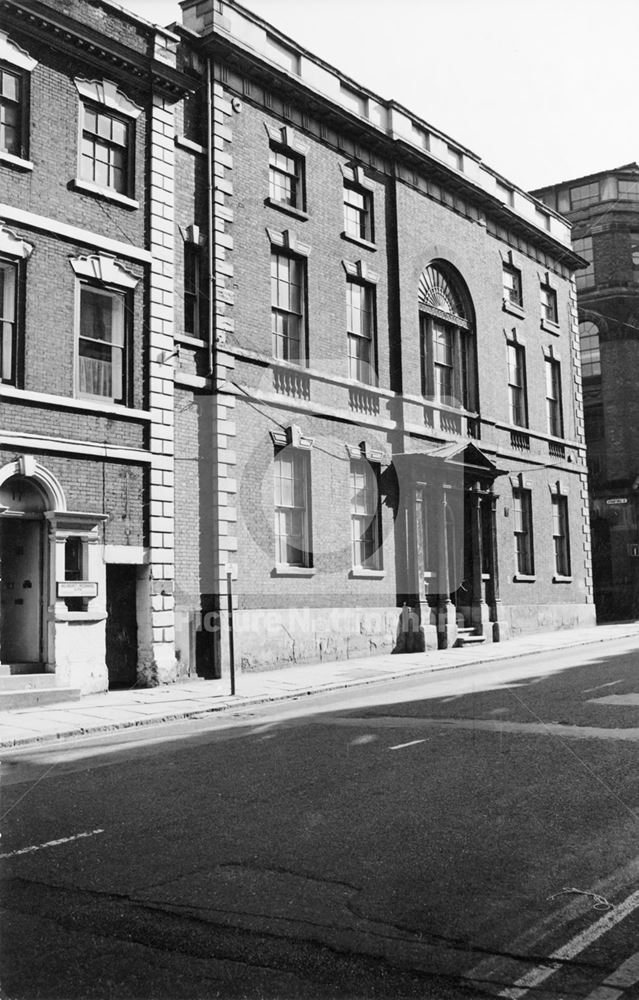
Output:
418,265,468,322
419,263,476,412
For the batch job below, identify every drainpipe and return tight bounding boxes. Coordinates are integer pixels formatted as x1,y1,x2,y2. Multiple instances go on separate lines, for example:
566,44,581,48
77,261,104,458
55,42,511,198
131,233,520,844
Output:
207,53,215,378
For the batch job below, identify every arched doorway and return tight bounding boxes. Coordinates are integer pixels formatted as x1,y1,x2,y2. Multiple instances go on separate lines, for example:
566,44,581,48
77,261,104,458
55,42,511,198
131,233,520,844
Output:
0,475,46,664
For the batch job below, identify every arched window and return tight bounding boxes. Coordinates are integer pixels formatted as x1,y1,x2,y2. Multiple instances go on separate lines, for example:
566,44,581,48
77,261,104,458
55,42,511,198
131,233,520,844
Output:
579,320,600,378
418,263,477,411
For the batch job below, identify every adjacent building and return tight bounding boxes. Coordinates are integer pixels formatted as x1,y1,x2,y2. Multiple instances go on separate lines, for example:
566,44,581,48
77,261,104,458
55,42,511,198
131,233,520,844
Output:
0,0,595,699
534,164,639,621
174,0,596,674
0,0,192,695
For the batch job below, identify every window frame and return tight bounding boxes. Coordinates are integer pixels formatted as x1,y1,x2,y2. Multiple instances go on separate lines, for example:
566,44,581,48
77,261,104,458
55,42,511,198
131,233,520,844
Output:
573,235,595,290
502,262,523,308
274,446,312,569
184,241,206,339
579,320,601,379
64,535,89,612
350,458,382,571
512,487,534,577
421,313,474,411
271,250,306,365
0,61,29,161
76,280,129,406
552,494,571,579
346,278,377,385
269,141,305,211
0,254,20,386
343,181,374,244
507,340,528,428
79,100,133,198
540,282,558,327
545,356,564,438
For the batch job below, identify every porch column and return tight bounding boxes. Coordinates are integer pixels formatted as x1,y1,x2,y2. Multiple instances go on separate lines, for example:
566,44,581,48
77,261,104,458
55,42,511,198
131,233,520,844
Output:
437,491,457,648
470,483,492,638
488,491,509,642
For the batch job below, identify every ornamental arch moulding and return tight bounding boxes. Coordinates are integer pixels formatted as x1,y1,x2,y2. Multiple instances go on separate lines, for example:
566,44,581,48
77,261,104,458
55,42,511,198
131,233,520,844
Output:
0,456,67,512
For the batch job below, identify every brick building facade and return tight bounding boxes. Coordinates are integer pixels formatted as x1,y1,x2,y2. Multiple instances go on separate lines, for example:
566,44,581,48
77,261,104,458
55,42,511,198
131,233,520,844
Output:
534,165,639,620
0,0,596,697
172,0,596,675
0,0,191,695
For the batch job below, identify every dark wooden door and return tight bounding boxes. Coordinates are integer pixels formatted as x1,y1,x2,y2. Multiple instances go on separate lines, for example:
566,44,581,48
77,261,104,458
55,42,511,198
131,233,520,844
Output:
106,565,137,688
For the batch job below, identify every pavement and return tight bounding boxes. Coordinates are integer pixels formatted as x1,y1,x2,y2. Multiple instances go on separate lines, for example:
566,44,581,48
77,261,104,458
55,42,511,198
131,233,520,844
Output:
2,620,639,750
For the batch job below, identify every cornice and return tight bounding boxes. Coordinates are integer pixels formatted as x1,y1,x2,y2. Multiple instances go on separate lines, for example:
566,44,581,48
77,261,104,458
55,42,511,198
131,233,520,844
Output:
207,35,582,269
0,0,194,98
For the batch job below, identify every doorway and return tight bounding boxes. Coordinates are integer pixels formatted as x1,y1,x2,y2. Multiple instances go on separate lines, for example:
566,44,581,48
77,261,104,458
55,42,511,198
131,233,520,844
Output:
0,517,43,665
106,565,138,688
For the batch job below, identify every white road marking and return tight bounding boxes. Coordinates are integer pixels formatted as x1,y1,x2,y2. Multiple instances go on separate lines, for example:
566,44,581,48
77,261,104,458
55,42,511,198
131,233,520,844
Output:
389,739,427,751
498,887,639,999
0,828,104,859
582,680,624,694
602,948,639,988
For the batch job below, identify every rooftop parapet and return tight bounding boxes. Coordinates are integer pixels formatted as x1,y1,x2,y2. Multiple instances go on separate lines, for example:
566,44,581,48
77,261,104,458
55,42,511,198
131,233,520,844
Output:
182,0,573,250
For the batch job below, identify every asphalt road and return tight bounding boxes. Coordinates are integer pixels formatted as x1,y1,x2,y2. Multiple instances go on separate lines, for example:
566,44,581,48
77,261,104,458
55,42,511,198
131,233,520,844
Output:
3,636,639,1000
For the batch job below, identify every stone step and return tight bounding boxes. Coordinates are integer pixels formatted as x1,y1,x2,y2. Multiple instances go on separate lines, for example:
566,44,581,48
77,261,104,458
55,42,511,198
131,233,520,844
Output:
455,634,486,646
0,674,62,690
0,662,46,676
0,687,82,711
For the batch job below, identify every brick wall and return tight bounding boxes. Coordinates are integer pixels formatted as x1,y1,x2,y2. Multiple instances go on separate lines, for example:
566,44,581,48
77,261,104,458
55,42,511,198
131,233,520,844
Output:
0,448,145,546
1,30,148,247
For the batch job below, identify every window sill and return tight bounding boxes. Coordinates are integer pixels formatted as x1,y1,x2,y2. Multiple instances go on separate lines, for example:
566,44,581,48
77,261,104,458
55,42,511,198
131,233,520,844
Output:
0,150,34,172
272,565,314,577
541,318,561,336
72,178,139,210
0,383,150,419
553,575,572,583
340,231,377,252
502,299,525,319
78,392,125,407
349,569,385,579
176,333,208,349
265,197,309,221
513,574,536,582
174,135,206,155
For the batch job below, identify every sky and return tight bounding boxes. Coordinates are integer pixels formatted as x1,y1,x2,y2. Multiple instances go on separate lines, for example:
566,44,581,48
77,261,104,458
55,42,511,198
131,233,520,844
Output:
122,0,637,192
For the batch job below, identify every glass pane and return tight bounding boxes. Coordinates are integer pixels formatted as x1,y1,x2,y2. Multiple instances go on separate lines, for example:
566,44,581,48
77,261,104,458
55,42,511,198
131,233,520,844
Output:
1,320,12,381
2,102,17,128
84,108,97,133
95,158,109,188
0,121,18,155
97,112,112,139
0,264,16,323
81,289,113,342
79,341,112,398
112,119,127,146
112,159,126,195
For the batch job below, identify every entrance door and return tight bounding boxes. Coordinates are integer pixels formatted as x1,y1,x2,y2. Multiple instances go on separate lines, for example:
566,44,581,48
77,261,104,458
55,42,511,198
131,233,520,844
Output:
106,565,138,688
0,518,42,664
